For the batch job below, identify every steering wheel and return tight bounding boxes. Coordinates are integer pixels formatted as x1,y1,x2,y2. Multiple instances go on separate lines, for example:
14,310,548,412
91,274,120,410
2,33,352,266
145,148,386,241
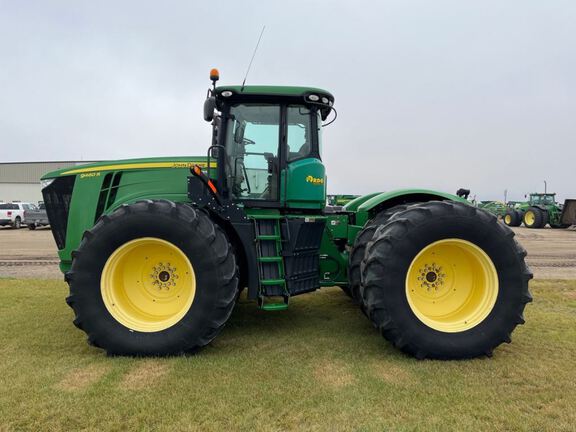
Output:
233,157,251,195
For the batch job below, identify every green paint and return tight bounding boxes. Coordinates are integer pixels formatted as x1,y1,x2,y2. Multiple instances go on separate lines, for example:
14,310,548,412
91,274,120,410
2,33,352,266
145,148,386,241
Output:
245,208,281,218
477,201,507,217
319,214,350,286
260,302,289,311
327,195,360,206
342,192,382,212
284,158,326,209
41,156,214,179
355,189,468,226
54,159,198,264
216,85,334,101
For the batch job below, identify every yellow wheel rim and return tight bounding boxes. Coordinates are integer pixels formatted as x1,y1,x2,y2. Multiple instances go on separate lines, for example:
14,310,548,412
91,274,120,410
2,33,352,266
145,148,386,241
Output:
504,214,512,225
405,239,499,333
524,211,535,226
101,237,196,332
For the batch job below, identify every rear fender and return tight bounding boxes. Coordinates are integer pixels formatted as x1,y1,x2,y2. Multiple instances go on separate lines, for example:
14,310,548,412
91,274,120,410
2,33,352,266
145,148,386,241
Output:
342,192,382,212
353,189,468,226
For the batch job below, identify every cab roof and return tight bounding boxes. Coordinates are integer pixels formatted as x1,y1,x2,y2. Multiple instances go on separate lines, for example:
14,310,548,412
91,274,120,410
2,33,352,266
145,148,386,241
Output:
215,85,334,102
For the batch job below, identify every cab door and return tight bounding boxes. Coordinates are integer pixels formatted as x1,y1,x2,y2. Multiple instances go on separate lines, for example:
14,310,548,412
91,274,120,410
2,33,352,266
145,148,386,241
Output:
225,104,281,203
283,106,326,210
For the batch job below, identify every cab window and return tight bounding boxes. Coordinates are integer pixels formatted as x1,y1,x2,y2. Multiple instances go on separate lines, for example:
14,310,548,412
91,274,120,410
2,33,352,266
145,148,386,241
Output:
225,104,280,200
287,106,314,162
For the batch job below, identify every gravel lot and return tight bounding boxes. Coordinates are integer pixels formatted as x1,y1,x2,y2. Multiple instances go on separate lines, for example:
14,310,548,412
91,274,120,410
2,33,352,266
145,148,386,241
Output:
1,225,575,280
513,226,576,279
0,227,60,279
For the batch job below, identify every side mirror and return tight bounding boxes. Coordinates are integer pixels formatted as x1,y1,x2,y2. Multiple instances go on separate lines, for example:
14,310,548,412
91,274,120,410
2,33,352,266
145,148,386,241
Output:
203,97,216,122
234,122,246,144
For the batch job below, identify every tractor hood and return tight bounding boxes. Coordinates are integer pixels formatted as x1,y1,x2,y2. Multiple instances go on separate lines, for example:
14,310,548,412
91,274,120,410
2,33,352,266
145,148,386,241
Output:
40,155,217,268
41,156,214,180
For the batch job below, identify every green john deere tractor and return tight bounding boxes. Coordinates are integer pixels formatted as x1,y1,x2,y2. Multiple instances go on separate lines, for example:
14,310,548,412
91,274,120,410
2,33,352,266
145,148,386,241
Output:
41,70,533,359
503,193,576,229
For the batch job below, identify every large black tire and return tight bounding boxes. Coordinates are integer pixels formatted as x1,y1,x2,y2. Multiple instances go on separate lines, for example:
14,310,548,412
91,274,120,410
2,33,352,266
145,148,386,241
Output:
361,201,532,359
13,217,21,229
503,209,521,227
523,207,546,228
348,205,409,303
66,200,238,356
27,223,36,230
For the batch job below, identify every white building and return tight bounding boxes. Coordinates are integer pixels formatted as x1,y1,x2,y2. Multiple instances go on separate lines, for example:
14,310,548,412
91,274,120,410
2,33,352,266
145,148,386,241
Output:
0,161,99,203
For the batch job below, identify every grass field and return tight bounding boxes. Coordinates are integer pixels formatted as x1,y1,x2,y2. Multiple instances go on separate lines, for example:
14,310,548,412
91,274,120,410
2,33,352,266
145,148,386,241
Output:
1,279,575,431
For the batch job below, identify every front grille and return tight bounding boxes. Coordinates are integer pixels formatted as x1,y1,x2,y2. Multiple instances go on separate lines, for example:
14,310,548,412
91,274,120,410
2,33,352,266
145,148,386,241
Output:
42,176,76,250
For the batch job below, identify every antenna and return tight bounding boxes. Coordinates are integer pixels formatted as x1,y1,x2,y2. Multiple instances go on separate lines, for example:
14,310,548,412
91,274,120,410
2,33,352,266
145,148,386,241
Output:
241,26,266,91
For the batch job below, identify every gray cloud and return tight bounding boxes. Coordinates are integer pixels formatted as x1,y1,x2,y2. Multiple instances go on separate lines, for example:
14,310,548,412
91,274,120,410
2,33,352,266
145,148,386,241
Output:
1,0,575,201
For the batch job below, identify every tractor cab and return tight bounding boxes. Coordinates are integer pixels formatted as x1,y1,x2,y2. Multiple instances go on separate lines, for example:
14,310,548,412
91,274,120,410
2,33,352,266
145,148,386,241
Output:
203,70,334,210
528,193,556,206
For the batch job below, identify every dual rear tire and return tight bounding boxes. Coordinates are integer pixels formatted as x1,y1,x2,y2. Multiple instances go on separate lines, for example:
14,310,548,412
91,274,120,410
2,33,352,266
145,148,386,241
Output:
347,205,408,304
352,201,532,359
523,207,547,228
503,209,522,227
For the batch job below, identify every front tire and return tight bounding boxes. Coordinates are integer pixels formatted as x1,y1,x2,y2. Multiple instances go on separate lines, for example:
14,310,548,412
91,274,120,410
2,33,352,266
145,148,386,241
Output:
66,200,238,356
361,201,532,359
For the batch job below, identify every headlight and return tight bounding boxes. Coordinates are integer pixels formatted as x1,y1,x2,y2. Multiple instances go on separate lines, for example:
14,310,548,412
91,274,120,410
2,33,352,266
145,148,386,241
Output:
308,94,319,101
41,178,55,189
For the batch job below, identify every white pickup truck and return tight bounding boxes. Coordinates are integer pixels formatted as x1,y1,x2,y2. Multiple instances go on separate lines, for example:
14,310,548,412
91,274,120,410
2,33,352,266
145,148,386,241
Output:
0,202,36,229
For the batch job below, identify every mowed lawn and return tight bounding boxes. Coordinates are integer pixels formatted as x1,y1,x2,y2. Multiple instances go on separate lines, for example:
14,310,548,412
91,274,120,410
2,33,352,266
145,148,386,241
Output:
0,279,575,432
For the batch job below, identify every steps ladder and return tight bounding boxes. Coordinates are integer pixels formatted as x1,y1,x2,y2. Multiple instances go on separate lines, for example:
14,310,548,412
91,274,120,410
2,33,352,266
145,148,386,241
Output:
251,215,289,311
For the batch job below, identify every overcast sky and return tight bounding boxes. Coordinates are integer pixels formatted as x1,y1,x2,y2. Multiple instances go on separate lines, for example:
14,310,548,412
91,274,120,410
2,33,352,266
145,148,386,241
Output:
1,1,575,201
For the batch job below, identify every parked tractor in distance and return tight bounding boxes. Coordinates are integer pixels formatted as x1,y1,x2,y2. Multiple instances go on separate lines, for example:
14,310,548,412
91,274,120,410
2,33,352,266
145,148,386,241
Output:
504,193,576,229
41,70,534,360
476,200,507,218
327,194,359,206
